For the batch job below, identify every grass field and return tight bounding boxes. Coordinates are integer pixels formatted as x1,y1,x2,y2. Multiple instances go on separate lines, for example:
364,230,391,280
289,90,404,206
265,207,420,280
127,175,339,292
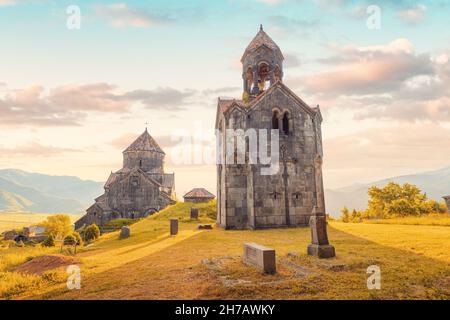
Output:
1,202,449,300
362,214,450,227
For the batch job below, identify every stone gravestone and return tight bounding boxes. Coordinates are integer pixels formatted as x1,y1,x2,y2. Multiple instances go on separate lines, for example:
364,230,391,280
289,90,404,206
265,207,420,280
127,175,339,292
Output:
190,208,199,220
198,224,212,230
307,207,335,258
120,226,130,239
170,219,178,236
243,243,276,274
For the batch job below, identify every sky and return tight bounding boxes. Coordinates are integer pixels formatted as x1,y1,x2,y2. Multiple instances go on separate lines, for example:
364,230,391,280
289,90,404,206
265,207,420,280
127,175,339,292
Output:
0,0,449,198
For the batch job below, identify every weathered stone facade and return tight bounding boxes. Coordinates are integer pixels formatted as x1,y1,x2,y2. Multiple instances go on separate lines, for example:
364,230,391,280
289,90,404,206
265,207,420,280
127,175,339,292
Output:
215,26,326,229
75,129,175,229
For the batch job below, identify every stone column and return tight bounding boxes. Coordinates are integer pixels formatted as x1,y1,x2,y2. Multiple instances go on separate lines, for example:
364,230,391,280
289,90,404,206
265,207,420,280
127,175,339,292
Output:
307,207,335,258
314,154,326,212
251,67,259,95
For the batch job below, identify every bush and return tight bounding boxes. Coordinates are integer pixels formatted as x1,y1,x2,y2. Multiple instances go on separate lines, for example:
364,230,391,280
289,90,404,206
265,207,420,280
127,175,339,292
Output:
72,231,83,246
84,224,100,242
63,234,76,246
16,240,25,248
42,234,55,247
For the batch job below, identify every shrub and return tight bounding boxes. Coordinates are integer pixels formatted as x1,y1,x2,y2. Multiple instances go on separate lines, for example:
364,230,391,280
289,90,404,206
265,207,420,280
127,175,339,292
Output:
16,240,25,248
42,234,55,247
72,231,83,246
63,234,76,246
84,224,100,242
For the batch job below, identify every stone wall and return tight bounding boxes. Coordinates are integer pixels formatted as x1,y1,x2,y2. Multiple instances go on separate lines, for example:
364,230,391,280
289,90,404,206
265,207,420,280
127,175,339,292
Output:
106,174,166,218
123,150,164,174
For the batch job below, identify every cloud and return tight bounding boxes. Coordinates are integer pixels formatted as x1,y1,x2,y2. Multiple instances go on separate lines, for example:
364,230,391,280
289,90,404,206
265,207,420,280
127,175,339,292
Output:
289,38,450,122
0,83,196,127
298,39,432,95
0,142,80,157
0,0,18,6
94,3,174,28
397,4,427,25
284,53,301,68
255,0,284,5
267,15,321,38
124,87,195,109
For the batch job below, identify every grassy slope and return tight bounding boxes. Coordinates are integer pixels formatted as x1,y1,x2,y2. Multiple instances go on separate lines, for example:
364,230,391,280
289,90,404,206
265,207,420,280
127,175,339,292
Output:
2,202,449,300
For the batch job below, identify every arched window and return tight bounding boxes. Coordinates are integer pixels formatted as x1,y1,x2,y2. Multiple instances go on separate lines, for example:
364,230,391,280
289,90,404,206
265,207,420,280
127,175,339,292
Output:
139,159,142,167
282,112,290,135
272,111,279,130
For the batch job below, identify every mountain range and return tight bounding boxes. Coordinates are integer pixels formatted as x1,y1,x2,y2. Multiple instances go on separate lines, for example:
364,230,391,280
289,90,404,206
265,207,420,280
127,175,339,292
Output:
325,167,450,217
0,169,103,213
0,167,449,216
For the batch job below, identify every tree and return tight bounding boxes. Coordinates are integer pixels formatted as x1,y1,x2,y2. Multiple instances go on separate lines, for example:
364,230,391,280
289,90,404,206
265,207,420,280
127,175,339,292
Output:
42,233,55,247
72,231,83,246
84,224,100,242
367,182,442,218
350,209,360,222
340,207,350,223
39,215,72,239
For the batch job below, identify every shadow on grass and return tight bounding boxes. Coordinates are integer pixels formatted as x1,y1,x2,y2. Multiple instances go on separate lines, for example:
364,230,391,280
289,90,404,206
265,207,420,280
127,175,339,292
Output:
30,224,450,300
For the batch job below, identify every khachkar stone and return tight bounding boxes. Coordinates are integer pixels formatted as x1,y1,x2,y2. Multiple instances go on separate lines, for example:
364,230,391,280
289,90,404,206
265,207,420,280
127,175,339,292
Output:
443,196,450,214
307,206,335,258
190,208,199,220
120,226,130,239
170,219,178,236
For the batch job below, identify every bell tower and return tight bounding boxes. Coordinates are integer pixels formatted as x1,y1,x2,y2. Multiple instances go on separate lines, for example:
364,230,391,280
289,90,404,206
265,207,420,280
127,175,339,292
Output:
241,25,284,99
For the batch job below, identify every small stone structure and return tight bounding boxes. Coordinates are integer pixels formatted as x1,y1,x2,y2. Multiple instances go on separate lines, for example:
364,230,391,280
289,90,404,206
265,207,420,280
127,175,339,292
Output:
120,226,130,239
243,242,276,274
190,208,199,220
443,196,450,214
198,224,213,230
2,230,18,241
307,207,335,259
183,188,215,203
170,219,178,236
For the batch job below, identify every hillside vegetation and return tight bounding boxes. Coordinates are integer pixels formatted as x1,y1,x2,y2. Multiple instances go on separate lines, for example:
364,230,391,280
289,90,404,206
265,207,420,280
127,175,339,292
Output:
0,213,80,233
1,201,449,300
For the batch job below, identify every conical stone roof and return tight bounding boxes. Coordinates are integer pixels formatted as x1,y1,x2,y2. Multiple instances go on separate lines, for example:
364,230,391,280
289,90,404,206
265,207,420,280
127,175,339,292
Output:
123,128,165,154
